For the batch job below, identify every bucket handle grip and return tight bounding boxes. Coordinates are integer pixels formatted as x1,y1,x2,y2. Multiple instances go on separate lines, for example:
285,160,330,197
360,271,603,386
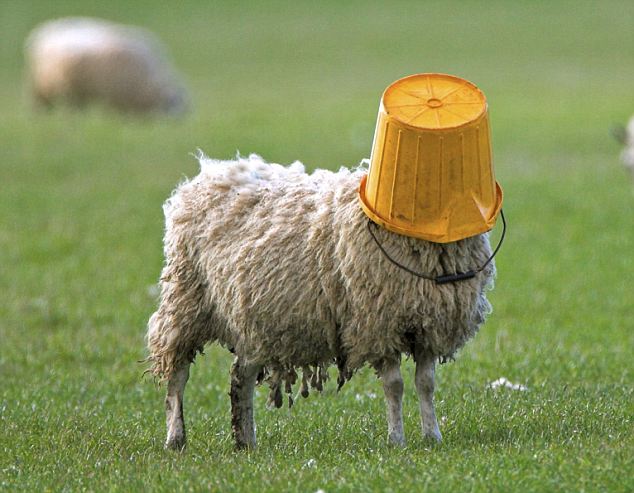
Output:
367,209,506,284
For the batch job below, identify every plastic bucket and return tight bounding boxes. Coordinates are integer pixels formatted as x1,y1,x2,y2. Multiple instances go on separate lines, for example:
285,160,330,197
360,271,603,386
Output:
359,73,503,243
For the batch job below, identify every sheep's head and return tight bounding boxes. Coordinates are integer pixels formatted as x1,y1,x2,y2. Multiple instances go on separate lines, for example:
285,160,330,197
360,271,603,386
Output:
158,81,189,116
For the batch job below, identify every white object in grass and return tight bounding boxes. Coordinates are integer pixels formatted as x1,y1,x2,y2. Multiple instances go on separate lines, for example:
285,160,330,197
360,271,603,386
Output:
488,377,527,391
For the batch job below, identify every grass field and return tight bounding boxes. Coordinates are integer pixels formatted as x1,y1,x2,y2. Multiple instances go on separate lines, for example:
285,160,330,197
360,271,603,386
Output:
1,1,633,491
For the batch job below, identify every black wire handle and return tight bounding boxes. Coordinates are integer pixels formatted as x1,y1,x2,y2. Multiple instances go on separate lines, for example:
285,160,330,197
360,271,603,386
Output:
367,209,507,285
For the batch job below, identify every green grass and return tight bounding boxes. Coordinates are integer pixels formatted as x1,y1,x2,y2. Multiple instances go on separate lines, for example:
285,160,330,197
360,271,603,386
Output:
1,1,633,491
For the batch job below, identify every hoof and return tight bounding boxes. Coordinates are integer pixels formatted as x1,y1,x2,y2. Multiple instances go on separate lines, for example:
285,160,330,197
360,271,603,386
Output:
234,439,256,451
423,429,442,444
165,434,186,451
388,432,406,447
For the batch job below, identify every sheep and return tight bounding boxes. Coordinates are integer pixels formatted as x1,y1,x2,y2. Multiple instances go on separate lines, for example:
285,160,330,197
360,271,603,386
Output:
24,17,188,114
146,153,496,450
615,116,634,180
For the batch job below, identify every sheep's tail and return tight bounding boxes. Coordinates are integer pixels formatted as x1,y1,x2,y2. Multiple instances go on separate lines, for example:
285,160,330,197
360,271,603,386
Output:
146,308,179,381
146,259,211,381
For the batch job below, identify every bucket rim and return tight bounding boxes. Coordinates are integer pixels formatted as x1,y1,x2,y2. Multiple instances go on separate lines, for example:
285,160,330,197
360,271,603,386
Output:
358,174,504,243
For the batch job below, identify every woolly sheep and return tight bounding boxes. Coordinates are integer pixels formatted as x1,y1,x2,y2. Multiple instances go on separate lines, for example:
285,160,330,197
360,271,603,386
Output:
25,17,188,114
147,153,496,450
616,116,634,180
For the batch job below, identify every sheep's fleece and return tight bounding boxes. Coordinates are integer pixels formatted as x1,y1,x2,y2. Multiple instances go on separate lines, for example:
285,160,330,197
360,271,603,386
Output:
147,155,495,449
147,153,495,389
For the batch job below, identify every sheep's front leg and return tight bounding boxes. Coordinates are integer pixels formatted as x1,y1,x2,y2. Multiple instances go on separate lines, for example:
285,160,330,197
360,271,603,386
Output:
380,361,405,446
414,348,442,442
230,358,260,450
165,363,190,450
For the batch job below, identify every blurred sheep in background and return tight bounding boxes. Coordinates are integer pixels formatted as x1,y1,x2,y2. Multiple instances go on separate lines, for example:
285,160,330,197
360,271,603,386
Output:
24,17,189,115
614,116,634,181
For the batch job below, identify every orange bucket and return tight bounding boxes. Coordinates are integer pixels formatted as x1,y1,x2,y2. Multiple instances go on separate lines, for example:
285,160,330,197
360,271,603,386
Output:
359,73,503,243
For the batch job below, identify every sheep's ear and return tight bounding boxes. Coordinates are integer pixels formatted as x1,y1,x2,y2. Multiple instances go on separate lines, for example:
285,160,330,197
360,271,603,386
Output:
611,125,627,144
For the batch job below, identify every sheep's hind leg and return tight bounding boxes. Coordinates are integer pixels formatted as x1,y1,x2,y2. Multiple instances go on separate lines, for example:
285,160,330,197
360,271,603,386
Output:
414,348,442,443
380,361,405,446
165,363,190,450
230,357,260,450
